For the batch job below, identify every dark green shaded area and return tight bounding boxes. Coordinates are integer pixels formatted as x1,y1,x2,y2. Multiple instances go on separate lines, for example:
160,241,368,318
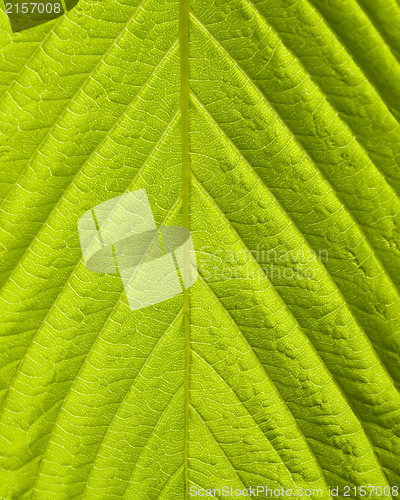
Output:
64,0,78,10
4,0,79,32
5,0,63,32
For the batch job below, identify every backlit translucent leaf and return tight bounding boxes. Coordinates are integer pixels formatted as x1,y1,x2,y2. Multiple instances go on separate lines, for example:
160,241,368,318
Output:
1,0,400,498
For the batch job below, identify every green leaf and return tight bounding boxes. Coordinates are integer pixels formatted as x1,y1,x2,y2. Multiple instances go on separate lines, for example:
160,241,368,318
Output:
1,0,400,498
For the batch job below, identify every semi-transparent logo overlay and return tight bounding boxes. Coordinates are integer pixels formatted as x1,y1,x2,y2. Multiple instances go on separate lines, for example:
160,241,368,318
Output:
78,189,198,311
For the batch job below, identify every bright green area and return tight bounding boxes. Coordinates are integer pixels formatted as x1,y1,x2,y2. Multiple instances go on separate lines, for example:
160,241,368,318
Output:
1,0,400,498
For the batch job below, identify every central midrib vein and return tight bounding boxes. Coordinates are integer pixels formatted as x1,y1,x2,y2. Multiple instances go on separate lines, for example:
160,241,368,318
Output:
179,0,191,497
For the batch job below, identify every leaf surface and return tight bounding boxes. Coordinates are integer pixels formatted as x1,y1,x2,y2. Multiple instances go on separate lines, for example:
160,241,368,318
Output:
1,0,400,498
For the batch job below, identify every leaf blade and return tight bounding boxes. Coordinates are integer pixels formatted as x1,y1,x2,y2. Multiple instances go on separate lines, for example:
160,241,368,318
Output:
1,0,400,498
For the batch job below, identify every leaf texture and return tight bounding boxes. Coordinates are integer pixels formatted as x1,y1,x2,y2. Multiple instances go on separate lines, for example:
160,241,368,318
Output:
1,0,400,498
